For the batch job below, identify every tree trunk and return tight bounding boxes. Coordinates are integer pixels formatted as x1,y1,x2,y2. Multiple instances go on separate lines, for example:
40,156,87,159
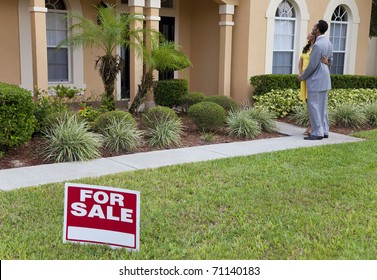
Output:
129,71,155,115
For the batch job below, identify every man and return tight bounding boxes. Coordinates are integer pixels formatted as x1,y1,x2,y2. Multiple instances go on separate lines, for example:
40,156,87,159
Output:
298,20,333,140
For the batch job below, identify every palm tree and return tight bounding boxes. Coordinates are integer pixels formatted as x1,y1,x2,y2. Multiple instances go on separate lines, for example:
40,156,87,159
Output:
128,40,192,114
59,3,144,109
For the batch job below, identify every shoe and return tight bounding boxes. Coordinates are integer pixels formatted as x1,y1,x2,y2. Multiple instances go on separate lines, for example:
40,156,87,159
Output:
304,135,323,140
324,135,329,138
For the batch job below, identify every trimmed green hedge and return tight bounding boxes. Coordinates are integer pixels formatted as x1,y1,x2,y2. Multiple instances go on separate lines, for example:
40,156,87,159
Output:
0,82,36,150
154,79,189,108
250,74,377,96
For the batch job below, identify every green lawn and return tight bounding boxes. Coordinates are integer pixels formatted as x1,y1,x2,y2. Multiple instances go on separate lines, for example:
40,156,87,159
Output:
1,130,377,260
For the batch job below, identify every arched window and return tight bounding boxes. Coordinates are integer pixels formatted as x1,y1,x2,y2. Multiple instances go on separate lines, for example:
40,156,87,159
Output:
46,0,69,82
273,0,296,74
330,5,348,74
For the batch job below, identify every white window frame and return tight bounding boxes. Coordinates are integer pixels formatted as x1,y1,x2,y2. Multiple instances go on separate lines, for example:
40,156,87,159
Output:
46,8,71,83
265,0,310,74
324,0,360,75
18,0,85,91
330,6,348,75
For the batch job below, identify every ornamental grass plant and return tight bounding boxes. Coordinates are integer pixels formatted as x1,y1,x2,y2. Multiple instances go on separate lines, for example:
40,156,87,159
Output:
145,116,183,148
102,117,143,153
226,110,261,139
362,101,377,126
43,112,103,163
332,103,367,129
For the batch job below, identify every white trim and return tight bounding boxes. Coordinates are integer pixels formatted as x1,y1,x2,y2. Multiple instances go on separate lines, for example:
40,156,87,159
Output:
145,0,161,9
219,4,235,15
265,0,309,74
219,21,235,26
145,16,161,21
28,7,48,13
128,0,145,7
19,0,86,91
324,0,360,75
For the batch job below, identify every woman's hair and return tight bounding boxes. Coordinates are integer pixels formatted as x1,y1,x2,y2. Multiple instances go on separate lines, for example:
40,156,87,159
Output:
302,41,312,54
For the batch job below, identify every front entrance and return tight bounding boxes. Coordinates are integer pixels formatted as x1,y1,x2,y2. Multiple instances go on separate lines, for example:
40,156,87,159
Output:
159,16,175,80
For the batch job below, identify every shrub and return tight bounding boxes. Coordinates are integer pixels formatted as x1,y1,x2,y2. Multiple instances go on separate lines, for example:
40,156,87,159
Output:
141,106,178,129
188,101,226,132
205,95,239,113
250,74,300,96
102,117,143,153
154,79,189,108
0,82,36,150
200,132,217,143
43,110,77,133
226,110,261,139
180,92,206,113
145,116,183,148
250,74,377,96
362,101,377,126
92,110,136,133
290,104,310,127
332,103,367,129
43,112,103,162
328,89,377,109
245,107,277,133
253,89,301,117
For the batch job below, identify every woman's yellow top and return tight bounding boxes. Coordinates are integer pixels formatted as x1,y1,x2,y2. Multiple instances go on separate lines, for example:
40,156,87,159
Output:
299,48,312,102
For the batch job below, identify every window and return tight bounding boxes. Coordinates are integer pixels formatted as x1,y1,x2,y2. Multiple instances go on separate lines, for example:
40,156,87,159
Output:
161,0,173,8
46,0,69,82
272,1,296,74
330,5,348,74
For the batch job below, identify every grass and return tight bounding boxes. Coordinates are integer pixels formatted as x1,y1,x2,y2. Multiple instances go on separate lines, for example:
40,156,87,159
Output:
1,130,377,260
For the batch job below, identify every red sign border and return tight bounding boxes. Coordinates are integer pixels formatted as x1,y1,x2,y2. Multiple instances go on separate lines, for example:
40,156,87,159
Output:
63,182,140,251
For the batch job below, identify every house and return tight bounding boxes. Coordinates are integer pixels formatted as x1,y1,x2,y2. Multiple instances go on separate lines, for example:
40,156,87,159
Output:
0,0,375,105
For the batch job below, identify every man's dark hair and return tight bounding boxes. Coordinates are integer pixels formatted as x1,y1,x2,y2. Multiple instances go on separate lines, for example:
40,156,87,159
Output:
317,20,328,34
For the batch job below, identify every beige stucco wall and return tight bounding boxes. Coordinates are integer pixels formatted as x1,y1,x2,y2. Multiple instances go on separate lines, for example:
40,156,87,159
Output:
183,0,220,96
353,0,372,75
0,0,21,85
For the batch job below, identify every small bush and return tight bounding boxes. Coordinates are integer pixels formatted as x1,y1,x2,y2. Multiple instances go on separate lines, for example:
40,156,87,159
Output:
250,74,377,96
141,106,178,129
102,117,143,153
43,112,103,162
332,103,367,129
188,102,226,132
92,110,136,133
253,89,300,117
205,95,239,113
180,92,206,113
226,110,261,139
290,104,310,127
245,107,277,133
154,79,189,108
0,82,36,150
145,116,183,148
362,101,377,126
43,110,78,133
200,132,218,143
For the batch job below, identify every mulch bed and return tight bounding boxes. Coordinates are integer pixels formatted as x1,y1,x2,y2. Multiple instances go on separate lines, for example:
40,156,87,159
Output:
0,116,282,170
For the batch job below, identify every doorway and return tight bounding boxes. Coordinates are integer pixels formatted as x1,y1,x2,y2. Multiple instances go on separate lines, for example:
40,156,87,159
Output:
159,16,175,80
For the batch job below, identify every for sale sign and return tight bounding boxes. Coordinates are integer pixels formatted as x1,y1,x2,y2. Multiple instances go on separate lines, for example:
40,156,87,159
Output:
63,183,140,251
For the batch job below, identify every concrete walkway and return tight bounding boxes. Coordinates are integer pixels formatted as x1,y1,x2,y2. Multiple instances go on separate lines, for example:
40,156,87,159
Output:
0,122,363,191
